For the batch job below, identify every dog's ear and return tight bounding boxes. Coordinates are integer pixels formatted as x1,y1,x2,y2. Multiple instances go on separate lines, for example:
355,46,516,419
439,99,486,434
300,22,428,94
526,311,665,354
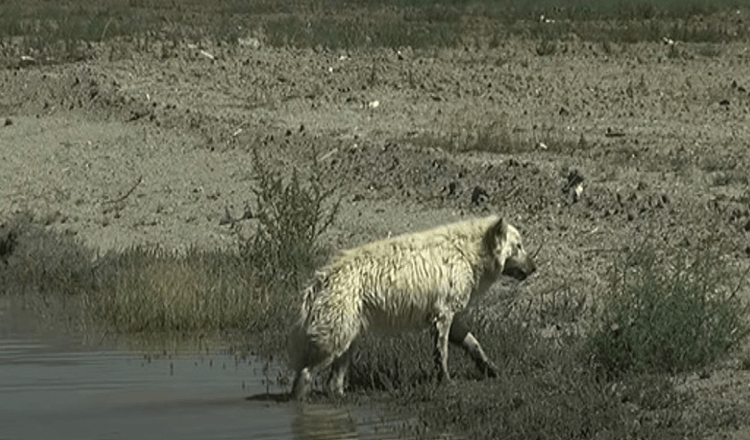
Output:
492,217,508,240
487,217,508,248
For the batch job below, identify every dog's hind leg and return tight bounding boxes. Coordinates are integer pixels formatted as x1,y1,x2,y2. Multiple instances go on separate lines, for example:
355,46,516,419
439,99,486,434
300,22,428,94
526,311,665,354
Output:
327,348,352,397
433,312,454,384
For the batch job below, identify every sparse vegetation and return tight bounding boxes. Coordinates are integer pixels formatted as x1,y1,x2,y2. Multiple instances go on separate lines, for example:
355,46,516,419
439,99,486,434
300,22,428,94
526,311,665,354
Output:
1,0,747,65
238,149,340,295
409,119,589,156
587,239,749,377
5,214,743,438
339,293,698,439
0,212,96,296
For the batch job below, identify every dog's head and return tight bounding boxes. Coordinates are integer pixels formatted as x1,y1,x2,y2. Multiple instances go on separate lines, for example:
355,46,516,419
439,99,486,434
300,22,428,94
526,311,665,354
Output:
487,218,536,281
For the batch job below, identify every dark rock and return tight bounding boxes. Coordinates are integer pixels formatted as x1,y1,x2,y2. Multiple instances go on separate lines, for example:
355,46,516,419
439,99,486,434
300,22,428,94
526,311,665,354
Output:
562,170,584,194
471,186,489,206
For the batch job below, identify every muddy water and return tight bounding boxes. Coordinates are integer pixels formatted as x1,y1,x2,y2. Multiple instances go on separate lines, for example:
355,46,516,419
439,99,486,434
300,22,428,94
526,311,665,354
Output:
0,299,404,440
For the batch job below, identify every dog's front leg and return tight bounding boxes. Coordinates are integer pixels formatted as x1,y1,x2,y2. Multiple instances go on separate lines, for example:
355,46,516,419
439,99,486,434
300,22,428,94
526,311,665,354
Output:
449,316,499,378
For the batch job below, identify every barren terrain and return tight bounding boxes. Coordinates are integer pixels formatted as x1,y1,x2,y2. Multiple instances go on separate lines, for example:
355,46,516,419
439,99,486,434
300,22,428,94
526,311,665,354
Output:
2,4,750,438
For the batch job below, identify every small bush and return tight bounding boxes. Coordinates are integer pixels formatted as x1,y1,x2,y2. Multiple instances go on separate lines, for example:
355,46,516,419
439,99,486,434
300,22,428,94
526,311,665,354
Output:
408,117,524,154
587,239,749,377
239,149,339,294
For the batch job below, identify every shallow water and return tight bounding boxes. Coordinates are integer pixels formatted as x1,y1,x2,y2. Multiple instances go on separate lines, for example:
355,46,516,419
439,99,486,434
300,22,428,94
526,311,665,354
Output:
0,299,404,440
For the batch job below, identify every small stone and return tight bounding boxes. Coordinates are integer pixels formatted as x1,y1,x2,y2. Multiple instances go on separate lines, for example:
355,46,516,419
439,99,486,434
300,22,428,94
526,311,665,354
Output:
471,186,489,206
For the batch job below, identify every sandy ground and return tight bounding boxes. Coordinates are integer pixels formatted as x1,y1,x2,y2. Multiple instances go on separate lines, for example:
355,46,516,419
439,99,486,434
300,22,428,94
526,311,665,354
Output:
2,30,750,437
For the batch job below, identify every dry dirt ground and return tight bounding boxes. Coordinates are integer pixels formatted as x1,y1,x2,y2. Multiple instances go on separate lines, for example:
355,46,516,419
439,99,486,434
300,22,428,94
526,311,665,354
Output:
2,24,750,438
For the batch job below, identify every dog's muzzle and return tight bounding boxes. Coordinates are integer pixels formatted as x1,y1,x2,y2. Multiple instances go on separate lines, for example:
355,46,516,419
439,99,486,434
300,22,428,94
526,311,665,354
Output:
502,257,536,281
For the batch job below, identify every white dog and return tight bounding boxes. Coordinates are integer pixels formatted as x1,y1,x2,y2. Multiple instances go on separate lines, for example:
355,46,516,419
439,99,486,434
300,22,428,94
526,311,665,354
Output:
288,215,536,400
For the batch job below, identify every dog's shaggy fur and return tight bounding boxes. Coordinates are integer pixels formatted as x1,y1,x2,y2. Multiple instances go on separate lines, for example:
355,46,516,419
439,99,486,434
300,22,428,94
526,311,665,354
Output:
289,215,535,400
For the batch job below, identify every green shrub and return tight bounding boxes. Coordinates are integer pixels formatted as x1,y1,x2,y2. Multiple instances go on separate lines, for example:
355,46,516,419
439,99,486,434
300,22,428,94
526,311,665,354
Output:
239,149,339,294
587,239,749,377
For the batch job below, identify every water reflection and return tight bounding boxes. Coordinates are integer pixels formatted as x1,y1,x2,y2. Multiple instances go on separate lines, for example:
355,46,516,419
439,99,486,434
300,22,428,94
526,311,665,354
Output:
0,297,404,440
293,403,360,440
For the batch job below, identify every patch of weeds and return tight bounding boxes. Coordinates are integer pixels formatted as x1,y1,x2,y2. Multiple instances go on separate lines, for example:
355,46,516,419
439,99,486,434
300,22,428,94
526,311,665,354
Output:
608,20,665,44
666,43,686,59
263,15,361,50
535,38,558,56
618,373,686,411
600,37,614,55
534,130,591,156
0,212,95,296
616,2,659,20
740,351,750,371
262,13,461,50
737,189,750,206
701,157,748,187
411,368,626,440
368,317,633,440
0,4,156,64
711,170,749,187
626,74,650,101
537,285,588,327
0,150,339,345
488,30,505,49
411,120,590,156
238,148,340,295
88,247,265,333
695,43,723,58
666,145,695,174
467,120,518,153
587,238,749,377
347,331,435,395
409,117,525,154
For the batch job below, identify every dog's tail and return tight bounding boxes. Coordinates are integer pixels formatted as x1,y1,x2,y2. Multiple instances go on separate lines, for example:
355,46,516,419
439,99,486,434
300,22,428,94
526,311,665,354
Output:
287,274,324,372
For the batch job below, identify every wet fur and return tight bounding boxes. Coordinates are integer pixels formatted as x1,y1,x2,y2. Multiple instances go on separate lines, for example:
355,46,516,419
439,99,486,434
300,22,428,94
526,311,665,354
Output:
288,215,535,400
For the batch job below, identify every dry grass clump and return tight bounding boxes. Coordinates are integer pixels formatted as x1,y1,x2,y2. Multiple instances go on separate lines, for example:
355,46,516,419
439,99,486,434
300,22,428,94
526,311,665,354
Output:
89,248,261,333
